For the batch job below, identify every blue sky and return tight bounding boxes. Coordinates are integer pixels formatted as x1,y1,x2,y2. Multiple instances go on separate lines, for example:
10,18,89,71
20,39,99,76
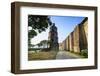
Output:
31,16,85,45
50,16,85,43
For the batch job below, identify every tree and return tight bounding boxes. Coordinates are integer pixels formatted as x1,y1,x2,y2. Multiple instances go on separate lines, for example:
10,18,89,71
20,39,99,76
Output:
28,44,35,49
40,40,49,48
47,40,51,48
28,15,52,46
37,43,42,48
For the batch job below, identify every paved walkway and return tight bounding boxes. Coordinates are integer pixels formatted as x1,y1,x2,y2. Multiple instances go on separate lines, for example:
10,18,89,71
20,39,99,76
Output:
56,50,83,59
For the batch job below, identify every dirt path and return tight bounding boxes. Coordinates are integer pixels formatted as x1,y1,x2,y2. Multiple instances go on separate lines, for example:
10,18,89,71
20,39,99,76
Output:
56,50,82,59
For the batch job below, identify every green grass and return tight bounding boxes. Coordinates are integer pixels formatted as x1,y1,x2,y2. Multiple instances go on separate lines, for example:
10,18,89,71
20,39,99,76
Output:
70,51,85,58
81,49,88,58
28,51,57,60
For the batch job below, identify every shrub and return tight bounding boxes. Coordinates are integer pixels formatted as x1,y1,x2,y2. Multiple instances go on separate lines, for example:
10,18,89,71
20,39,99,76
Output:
81,49,88,58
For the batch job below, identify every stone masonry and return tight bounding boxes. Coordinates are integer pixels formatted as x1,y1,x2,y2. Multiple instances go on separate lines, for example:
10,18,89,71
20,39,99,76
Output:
59,17,88,53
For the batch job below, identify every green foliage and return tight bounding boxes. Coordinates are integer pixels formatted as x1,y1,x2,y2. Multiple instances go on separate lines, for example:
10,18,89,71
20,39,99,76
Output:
28,15,52,46
81,49,88,58
28,15,52,39
28,48,41,51
36,42,42,48
40,40,49,48
28,30,37,38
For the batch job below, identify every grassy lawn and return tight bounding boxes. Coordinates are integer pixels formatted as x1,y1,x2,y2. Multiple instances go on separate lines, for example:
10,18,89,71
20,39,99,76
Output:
28,51,57,60
70,51,87,58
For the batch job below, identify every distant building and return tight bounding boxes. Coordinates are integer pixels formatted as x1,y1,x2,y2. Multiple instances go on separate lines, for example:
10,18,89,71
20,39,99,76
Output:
48,23,59,50
59,43,63,50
